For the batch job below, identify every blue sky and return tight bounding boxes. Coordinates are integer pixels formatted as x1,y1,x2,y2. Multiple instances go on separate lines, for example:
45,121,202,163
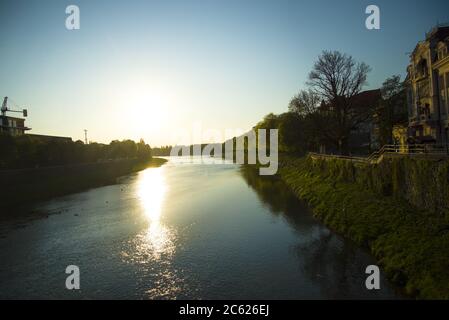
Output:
0,0,448,145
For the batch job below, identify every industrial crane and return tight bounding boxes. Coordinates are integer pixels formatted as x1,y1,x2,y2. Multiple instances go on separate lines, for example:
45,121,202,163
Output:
1,96,28,118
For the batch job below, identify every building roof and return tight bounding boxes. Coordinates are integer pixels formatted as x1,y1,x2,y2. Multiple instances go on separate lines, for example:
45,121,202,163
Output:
425,24,449,41
350,89,382,107
26,134,72,142
410,25,449,58
0,115,26,122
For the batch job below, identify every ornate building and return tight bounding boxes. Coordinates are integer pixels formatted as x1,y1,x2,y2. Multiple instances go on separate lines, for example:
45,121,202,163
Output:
407,25,449,144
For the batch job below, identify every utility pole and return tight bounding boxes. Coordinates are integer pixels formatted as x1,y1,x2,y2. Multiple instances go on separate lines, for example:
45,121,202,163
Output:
84,129,88,144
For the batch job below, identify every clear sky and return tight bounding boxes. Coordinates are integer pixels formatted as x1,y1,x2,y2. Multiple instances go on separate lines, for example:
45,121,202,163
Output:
1,0,448,146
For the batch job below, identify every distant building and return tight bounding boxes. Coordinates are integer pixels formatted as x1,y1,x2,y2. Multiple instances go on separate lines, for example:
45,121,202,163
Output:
407,24,449,144
348,89,382,153
0,115,31,136
317,89,382,154
0,97,31,136
26,134,72,143
1,96,72,142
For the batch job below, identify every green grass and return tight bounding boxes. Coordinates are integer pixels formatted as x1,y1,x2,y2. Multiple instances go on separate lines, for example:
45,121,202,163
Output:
279,156,449,299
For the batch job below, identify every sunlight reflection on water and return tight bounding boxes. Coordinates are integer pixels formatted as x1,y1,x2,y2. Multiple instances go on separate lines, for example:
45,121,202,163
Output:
138,167,166,222
136,167,176,260
121,166,185,299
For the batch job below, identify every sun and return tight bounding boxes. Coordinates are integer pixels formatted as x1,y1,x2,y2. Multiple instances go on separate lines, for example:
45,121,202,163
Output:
132,93,165,128
121,86,169,134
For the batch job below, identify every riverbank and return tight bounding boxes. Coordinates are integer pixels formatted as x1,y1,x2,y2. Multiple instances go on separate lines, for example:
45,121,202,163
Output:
0,157,167,214
278,156,449,299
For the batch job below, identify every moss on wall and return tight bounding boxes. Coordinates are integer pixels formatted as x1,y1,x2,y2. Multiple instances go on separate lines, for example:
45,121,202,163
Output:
279,156,449,299
306,156,449,215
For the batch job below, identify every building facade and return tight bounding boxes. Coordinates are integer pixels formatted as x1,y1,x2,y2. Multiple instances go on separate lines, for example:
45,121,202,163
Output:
0,115,30,136
407,25,449,144
348,89,382,153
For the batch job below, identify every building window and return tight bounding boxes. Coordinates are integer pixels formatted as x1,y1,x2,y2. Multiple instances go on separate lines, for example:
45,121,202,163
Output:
440,75,447,115
418,79,430,99
446,73,449,111
417,59,428,77
441,89,447,114
407,87,414,116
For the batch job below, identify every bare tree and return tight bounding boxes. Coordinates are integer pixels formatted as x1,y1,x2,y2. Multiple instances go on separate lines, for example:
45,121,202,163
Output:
306,50,372,154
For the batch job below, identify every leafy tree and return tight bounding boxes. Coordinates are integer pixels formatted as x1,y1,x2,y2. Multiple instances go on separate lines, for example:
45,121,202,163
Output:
377,75,408,145
278,112,304,153
288,89,332,152
0,134,153,169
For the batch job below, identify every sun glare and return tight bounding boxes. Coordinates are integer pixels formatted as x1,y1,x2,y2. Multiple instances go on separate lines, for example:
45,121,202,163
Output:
131,92,167,129
134,167,175,261
118,83,170,137
138,167,166,222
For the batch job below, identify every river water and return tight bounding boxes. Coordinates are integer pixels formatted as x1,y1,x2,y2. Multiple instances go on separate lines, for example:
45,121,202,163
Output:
0,157,399,299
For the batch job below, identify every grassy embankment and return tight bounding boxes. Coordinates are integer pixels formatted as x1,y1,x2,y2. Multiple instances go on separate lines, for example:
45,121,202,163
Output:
0,157,167,212
278,156,449,299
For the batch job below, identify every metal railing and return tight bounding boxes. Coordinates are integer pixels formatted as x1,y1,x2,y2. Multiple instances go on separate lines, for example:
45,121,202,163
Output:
310,144,449,164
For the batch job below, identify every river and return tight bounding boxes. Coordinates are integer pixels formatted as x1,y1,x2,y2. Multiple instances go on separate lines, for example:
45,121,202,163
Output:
0,156,399,299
